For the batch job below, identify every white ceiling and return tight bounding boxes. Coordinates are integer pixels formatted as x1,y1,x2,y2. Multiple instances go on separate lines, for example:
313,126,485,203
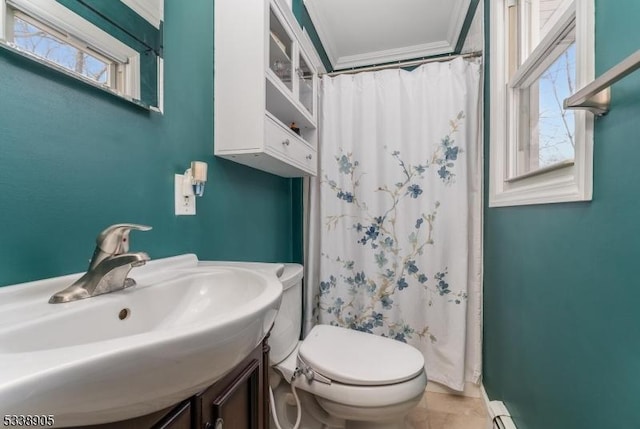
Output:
304,0,472,70
120,0,163,28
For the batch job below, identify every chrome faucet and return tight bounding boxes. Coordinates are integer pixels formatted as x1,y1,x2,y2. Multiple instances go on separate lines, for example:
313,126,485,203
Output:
49,224,152,304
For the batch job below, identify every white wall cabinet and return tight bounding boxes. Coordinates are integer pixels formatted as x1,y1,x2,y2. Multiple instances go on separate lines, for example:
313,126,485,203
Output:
214,0,322,177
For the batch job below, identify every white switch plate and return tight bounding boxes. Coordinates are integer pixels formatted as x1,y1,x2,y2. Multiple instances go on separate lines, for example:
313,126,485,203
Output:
175,174,196,215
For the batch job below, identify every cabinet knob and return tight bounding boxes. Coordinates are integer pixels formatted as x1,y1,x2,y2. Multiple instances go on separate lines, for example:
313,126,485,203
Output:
282,139,290,146
207,418,223,429
306,154,313,160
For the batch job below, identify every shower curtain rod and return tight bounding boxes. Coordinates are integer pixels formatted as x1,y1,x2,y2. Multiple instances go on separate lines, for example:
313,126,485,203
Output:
322,51,483,77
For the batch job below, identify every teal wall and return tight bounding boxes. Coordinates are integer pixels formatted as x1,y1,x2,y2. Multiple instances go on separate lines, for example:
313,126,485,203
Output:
0,0,298,287
483,1,640,428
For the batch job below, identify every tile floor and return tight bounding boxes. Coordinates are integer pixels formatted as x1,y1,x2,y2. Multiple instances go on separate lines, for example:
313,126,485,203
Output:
408,391,490,429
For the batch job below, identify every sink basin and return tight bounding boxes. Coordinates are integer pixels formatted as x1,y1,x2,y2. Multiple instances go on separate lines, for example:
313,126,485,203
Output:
0,254,283,427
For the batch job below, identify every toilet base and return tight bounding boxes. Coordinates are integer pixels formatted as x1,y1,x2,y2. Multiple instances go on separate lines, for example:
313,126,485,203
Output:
317,394,422,429
269,379,421,429
269,353,425,429
345,420,417,429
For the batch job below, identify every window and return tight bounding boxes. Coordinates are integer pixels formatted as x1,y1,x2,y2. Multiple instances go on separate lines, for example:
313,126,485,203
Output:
489,0,594,206
13,12,113,86
0,0,140,101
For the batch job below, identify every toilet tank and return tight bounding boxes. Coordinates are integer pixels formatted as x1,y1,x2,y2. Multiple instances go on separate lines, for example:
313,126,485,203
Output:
269,264,303,365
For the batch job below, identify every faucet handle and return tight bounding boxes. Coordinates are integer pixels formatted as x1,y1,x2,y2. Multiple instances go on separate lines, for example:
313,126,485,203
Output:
96,223,152,255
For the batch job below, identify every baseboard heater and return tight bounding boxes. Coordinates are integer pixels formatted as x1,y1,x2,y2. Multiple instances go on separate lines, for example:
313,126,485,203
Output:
488,400,518,429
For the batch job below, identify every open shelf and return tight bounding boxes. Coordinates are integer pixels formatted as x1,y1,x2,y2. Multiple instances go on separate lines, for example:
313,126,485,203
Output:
266,69,316,141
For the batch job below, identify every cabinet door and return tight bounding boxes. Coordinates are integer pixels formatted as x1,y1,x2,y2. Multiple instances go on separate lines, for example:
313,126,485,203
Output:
268,6,294,91
78,401,191,429
152,402,191,429
297,50,315,117
213,359,260,429
198,356,263,429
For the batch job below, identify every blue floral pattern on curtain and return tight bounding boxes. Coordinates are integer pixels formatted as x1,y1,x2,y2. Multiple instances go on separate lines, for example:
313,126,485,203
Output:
318,112,468,344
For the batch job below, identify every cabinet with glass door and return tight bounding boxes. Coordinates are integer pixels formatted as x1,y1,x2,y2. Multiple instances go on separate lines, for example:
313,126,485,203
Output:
214,0,321,177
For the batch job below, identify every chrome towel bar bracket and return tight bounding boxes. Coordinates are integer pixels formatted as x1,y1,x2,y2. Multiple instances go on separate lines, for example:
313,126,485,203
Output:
564,49,640,116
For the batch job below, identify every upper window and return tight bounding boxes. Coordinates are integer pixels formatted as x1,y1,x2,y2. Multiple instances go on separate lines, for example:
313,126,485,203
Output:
489,0,595,207
0,0,141,102
13,12,114,87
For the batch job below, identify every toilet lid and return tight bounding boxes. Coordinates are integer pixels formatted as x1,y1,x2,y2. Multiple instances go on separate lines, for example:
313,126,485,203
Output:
298,324,425,386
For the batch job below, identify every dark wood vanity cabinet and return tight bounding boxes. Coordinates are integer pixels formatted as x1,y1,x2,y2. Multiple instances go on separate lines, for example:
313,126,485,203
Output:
82,339,269,429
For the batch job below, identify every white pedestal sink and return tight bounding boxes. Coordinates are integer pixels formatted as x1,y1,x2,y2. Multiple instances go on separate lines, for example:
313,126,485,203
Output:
0,254,283,427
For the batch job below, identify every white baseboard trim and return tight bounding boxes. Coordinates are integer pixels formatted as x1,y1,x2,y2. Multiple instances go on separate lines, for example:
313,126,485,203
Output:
481,384,491,411
481,385,518,429
426,380,483,398
481,385,493,429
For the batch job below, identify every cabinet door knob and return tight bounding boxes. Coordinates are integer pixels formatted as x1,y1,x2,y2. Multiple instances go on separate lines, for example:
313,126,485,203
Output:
306,154,313,160
214,418,223,429
282,139,290,146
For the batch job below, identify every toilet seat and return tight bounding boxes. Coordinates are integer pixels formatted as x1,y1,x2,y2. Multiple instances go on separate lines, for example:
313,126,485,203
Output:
274,324,428,408
298,324,425,386
292,366,427,409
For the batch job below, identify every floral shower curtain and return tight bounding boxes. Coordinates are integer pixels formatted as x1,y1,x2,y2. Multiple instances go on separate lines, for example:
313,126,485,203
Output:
304,58,482,390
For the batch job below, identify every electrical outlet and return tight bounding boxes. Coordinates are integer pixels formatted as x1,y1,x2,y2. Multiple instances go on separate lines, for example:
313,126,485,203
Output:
175,174,196,215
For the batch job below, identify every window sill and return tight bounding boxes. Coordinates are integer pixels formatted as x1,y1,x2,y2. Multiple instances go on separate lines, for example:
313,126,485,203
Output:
504,159,575,183
489,163,591,207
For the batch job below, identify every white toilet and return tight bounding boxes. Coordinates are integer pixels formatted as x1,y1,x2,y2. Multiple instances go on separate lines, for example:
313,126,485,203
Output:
269,264,427,429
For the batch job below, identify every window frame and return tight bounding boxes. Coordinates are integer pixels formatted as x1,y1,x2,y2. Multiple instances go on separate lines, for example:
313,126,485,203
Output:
489,0,595,207
0,0,140,101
